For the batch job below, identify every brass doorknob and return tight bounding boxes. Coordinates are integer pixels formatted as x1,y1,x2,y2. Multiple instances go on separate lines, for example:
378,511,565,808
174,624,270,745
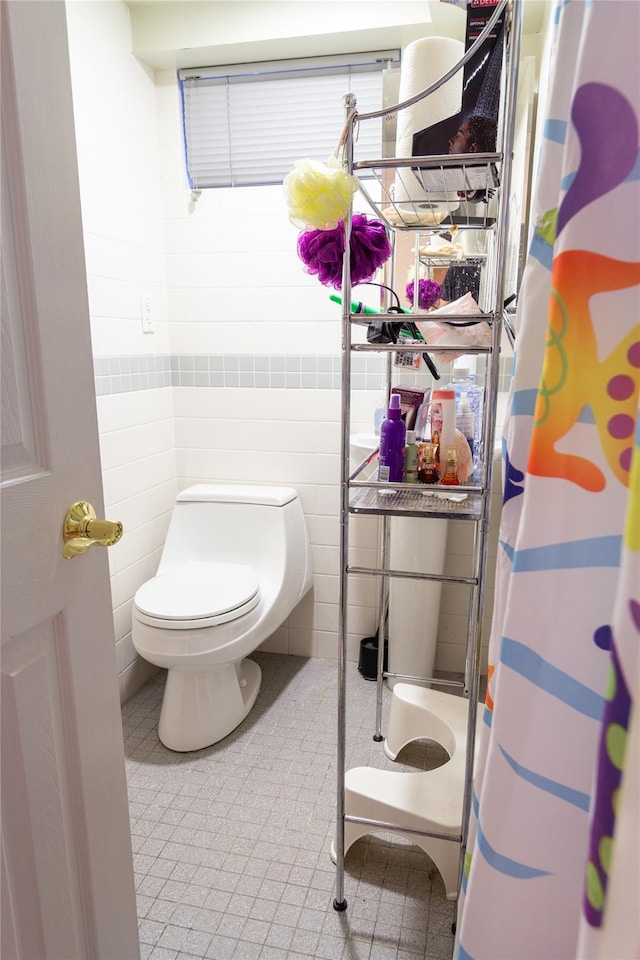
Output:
62,501,123,559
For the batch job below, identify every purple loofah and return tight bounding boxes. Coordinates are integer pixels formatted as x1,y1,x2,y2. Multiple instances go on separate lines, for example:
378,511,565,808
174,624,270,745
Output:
405,278,441,310
297,225,344,288
349,215,392,287
297,214,391,289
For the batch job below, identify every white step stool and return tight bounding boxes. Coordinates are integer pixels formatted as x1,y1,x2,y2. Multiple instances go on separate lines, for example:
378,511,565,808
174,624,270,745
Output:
331,684,482,899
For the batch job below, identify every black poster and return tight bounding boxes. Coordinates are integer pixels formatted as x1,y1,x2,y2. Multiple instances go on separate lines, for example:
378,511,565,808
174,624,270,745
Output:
411,0,506,158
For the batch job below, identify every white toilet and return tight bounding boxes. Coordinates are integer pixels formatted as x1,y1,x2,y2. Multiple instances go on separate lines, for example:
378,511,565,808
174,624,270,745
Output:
132,483,312,751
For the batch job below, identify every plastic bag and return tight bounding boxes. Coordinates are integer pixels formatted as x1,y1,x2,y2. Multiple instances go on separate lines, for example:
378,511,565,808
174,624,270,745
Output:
414,292,492,364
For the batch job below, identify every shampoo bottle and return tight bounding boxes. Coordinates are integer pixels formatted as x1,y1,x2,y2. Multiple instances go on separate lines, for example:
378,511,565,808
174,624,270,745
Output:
430,388,456,478
378,394,406,483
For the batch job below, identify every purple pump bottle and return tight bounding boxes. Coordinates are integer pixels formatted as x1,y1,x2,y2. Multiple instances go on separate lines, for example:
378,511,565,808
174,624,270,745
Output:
377,394,406,483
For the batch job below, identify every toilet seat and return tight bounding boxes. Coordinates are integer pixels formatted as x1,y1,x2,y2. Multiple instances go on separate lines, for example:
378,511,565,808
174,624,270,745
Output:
134,561,260,629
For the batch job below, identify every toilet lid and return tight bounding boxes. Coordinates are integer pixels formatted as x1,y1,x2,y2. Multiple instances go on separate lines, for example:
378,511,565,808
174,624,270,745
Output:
134,561,260,628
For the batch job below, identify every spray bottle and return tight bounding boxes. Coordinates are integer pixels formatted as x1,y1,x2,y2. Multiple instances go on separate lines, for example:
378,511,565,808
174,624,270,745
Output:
378,394,406,483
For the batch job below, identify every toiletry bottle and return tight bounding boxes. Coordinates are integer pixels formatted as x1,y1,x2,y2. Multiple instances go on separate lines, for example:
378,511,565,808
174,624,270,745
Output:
441,448,460,485
429,396,443,466
418,443,439,484
374,406,386,436
456,392,475,460
413,390,432,441
430,389,456,478
403,430,419,483
446,362,483,466
377,393,406,483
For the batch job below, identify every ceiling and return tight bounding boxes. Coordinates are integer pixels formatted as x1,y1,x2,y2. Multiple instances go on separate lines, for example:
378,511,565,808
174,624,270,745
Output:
123,0,550,73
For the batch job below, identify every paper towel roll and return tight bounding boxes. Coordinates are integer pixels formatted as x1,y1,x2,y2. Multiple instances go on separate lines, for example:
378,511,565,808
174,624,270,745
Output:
461,229,489,256
393,37,464,217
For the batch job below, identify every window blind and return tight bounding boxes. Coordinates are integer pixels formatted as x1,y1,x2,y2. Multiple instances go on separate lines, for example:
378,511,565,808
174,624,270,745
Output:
179,51,399,189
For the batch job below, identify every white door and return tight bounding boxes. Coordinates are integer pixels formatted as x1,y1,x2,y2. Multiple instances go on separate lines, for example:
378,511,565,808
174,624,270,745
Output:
1,2,139,957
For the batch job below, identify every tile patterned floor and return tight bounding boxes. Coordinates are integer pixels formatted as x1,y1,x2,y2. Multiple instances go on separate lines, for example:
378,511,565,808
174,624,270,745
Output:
123,653,461,960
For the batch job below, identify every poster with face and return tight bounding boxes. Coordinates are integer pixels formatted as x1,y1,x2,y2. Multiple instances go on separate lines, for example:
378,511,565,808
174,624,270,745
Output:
411,0,506,159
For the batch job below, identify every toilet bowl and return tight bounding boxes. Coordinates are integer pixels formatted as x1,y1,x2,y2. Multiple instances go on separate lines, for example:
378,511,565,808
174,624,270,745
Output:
132,483,312,751
350,433,379,480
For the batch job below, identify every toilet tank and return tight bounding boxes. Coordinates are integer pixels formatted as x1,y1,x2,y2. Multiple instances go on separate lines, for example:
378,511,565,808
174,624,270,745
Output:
158,484,312,599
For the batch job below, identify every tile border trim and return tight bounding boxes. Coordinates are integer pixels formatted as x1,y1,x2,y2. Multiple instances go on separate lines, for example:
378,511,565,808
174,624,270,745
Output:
94,354,513,395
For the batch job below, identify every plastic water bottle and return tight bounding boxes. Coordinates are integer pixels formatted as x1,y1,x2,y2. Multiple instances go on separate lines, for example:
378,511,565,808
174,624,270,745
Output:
456,392,475,460
446,364,483,466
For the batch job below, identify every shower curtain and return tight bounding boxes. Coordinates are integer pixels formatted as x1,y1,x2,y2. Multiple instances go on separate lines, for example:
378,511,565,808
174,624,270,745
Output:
455,2,640,958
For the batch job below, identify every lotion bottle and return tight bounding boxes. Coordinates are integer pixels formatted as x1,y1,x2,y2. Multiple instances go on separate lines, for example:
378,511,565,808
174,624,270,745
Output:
378,394,406,483
403,430,419,483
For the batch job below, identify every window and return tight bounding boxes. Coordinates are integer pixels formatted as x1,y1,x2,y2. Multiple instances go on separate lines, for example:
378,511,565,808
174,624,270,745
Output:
179,51,399,189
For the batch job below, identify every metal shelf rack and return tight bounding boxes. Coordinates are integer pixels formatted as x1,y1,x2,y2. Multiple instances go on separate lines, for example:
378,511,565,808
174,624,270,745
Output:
333,0,522,922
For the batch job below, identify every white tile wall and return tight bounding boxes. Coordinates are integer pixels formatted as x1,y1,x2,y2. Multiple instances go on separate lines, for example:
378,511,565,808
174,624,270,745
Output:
436,448,503,676
67,1,174,702
97,389,177,702
67,0,507,704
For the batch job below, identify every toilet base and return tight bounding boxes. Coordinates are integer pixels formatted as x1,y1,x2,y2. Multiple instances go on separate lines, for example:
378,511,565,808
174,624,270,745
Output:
158,658,262,752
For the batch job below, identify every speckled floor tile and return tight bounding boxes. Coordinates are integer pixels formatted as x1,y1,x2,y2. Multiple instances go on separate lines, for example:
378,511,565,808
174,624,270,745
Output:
123,653,460,959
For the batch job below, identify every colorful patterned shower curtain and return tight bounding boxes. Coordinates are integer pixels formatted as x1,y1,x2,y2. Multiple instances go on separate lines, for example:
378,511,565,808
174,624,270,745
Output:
455,2,640,958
